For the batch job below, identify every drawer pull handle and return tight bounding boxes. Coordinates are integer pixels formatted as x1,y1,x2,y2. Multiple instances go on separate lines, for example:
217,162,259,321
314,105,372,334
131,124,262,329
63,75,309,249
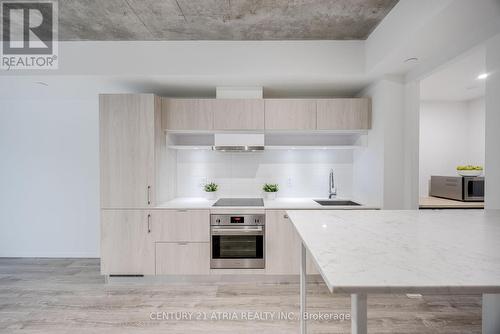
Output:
177,209,188,212
177,242,188,245
284,214,289,219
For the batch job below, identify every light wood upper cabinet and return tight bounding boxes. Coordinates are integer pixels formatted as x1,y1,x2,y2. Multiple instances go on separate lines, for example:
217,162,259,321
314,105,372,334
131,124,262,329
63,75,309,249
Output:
162,98,213,130
101,210,155,275
100,94,162,208
162,98,371,131
264,99,316,130
212,99,265,130
266,210,318,275
152,210,210,242
316,98,371,130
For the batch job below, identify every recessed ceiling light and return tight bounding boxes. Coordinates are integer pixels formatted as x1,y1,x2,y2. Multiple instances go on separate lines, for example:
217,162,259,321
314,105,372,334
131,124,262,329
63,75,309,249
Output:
477,73,489,80
404,57,418,63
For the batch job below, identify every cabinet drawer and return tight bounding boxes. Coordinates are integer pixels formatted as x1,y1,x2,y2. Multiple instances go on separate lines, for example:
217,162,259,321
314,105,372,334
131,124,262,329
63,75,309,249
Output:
152,210,209,242
156,242,210,275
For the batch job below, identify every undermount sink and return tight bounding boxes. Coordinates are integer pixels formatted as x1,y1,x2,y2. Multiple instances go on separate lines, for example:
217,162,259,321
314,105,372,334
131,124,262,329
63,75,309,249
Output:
314,200,361,206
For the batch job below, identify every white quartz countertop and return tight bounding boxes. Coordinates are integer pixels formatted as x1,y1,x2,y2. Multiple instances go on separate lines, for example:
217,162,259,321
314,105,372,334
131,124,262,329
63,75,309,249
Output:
155,197,378,210
287,209,500,294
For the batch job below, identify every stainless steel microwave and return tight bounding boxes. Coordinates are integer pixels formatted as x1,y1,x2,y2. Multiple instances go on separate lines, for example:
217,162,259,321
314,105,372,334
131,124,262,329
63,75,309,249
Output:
430,176,484,201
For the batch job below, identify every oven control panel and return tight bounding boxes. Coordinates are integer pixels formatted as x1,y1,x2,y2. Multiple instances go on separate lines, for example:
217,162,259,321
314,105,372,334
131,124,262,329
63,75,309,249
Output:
230,216,244,224
211,214,265,226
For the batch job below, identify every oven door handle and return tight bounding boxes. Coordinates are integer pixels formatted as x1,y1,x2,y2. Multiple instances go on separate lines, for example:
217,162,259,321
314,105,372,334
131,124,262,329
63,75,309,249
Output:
211,227,264,236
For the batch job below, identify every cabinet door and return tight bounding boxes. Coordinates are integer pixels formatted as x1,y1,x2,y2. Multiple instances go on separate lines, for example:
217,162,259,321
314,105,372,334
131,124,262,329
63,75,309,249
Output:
316,98,371,130
266,210,318,275
156,242,210,275
162,98,213,130
152,210,210,242
101,210,154,275
265,99,316,130
213,99,265,130
266,210,301,274
100,94,156,208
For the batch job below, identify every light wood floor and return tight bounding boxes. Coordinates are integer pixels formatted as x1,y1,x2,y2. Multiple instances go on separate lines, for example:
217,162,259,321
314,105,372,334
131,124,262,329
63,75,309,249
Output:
0,258,481,333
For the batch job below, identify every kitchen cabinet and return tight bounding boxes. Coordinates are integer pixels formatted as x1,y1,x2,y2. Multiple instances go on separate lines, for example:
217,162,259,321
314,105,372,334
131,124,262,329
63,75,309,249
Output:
101,210,155,275
100,94,162,208
265,210,319,275
156,242,210,275
152,210,210,242
264,99,317,130
162,98,214,130
316,98,371,130
212,99,265,130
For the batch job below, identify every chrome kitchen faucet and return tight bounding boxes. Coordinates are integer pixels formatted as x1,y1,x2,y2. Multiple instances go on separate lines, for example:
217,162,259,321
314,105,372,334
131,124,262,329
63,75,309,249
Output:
329,169,337,199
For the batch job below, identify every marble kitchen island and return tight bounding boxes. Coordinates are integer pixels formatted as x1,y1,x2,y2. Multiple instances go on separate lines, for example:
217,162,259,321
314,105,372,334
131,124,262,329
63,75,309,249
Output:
287,209,500,334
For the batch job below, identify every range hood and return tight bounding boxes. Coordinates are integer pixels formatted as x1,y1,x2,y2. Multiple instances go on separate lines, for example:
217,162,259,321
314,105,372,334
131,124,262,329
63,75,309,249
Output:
212,133,265,152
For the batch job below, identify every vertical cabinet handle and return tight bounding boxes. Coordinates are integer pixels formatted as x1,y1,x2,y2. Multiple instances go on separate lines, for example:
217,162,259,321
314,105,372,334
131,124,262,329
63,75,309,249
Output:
147,185,151,205
147,214,151,233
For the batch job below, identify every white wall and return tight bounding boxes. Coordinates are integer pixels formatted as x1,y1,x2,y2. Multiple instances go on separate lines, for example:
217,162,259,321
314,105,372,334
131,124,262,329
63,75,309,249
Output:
175,150,353,199
353,77,405,209
0,77,135,257
2,41,364,78
485,33,500,209
467,98,486,165
0,98,100,257
419,99,485,196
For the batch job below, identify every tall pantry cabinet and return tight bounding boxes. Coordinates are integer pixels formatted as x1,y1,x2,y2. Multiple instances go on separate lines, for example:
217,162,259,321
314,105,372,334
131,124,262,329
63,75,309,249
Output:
99,94,163,275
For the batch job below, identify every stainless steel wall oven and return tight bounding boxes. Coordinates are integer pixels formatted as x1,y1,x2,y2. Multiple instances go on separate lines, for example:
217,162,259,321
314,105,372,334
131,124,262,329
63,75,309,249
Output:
210,214,265,269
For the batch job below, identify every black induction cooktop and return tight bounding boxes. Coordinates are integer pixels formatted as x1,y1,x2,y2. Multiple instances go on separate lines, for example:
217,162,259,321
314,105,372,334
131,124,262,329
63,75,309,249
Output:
212,198,264,207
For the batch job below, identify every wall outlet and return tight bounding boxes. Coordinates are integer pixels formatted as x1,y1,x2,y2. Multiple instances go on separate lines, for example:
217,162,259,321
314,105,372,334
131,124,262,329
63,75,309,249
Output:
287,177,293,187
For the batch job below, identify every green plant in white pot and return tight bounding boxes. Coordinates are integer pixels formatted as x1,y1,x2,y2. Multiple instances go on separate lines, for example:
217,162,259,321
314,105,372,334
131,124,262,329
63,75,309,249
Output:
263,183,279,200
204,182,218,200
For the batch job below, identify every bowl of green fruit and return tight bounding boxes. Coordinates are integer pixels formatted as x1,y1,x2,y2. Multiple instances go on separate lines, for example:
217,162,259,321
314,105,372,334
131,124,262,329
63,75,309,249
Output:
456,165,483,177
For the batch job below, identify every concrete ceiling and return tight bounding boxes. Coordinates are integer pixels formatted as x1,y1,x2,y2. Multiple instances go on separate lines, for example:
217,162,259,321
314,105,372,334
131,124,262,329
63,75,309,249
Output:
57,0,399,40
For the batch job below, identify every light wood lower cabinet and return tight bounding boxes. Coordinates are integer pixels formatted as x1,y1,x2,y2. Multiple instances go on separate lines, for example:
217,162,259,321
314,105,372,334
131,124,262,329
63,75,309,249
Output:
101,210,155,275
101,208,320,276
156,242,210,275
151,210,209,242
265,210,318,275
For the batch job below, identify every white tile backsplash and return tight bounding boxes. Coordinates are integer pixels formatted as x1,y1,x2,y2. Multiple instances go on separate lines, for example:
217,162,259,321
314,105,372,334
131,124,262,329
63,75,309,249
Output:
175,149,353,198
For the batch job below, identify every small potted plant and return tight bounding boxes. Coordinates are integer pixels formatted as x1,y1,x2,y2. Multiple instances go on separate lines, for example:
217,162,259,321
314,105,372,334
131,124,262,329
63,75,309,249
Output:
263,183,279,200
204,182,218,200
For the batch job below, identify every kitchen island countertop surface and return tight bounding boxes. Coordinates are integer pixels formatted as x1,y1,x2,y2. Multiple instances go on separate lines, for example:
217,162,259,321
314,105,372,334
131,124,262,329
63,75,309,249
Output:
287,209,500,294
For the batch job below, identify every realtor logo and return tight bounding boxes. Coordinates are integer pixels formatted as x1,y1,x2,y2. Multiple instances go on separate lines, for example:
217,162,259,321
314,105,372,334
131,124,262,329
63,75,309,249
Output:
1,0,58,70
